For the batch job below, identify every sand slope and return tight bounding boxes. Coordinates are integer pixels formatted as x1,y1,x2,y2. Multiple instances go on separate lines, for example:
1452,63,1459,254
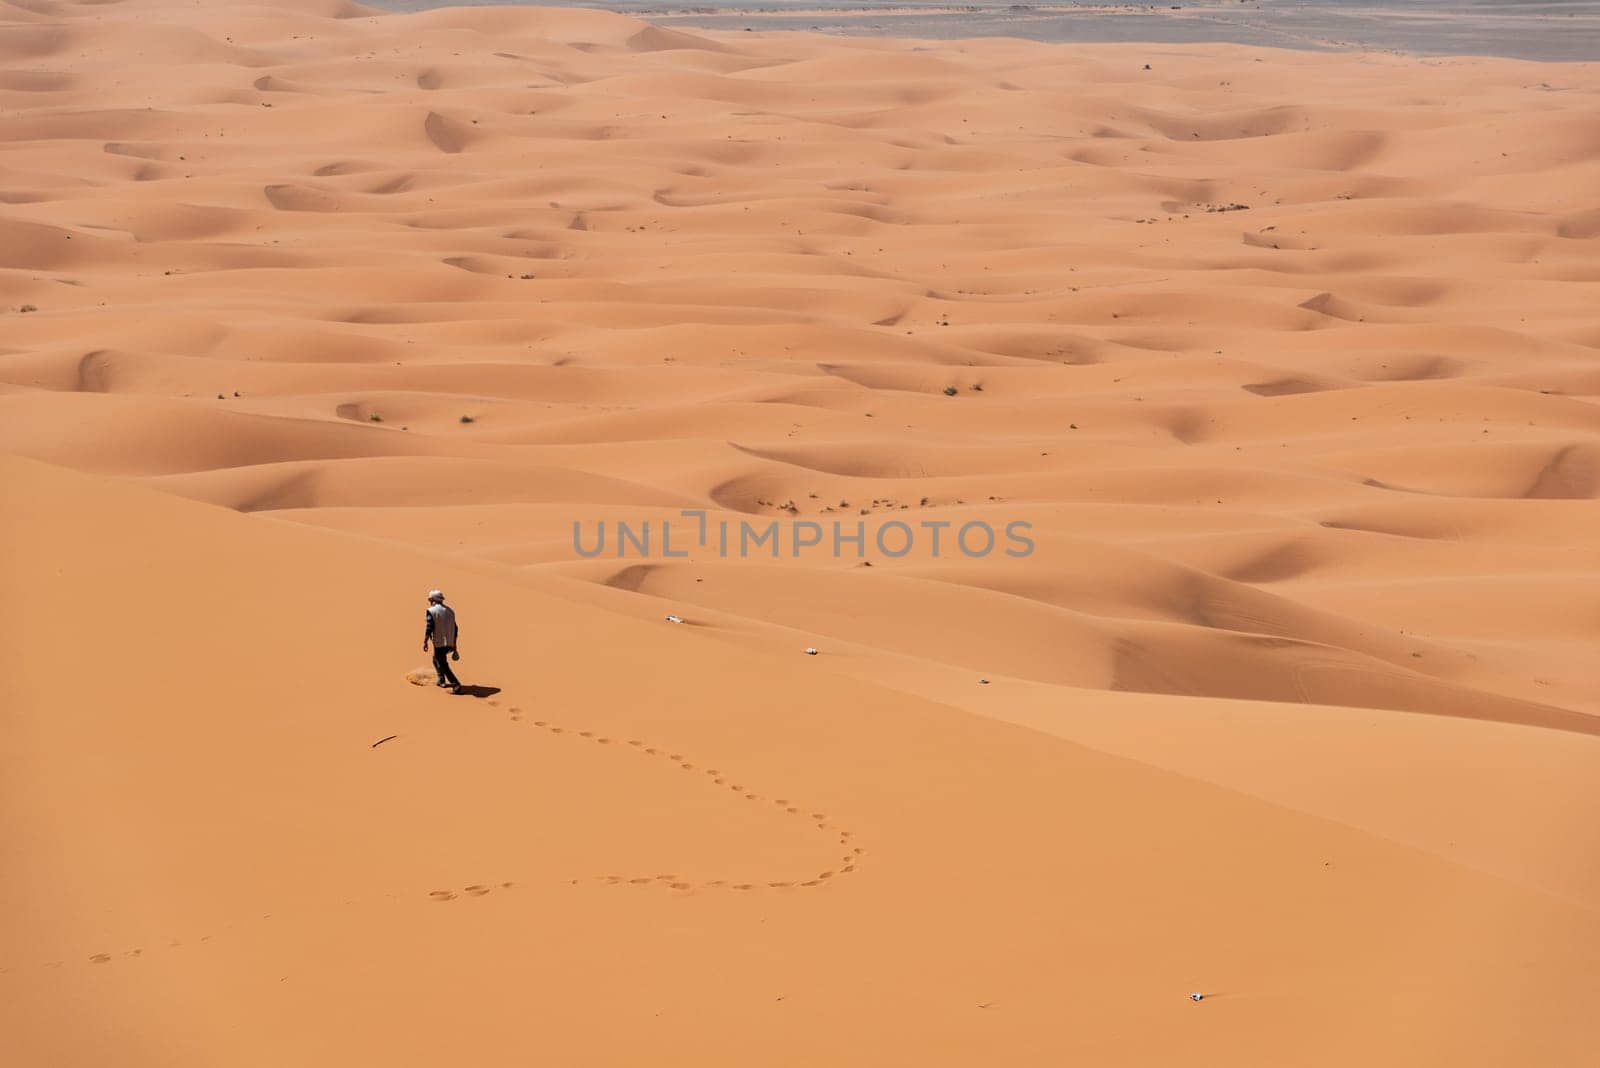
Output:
3,1,1599,1063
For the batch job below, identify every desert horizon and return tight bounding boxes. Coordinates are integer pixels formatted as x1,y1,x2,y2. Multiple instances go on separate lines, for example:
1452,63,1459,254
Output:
3,0,1599,1064
373,0,1600,61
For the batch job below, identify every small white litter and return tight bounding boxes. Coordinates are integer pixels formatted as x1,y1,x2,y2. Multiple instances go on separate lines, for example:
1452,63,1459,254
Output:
665,614,684,624
1189,992,1204,1002
804,647,819,655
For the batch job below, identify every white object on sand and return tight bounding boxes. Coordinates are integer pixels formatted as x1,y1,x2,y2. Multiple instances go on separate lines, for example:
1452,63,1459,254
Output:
1190,992,1204,1002
665,614,684,624
804,647,818,655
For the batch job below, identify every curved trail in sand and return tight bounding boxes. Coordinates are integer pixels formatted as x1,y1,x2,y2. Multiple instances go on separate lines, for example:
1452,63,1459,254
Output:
2,698,864,973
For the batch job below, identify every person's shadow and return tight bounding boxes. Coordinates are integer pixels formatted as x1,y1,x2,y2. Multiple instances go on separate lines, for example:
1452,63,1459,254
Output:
452,684,500,698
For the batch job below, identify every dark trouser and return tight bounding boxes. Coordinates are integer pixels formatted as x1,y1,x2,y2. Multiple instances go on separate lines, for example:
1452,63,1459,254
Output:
432,645,461,688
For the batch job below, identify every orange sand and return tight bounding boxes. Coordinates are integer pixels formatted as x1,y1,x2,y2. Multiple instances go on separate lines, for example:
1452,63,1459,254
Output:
3,1,1599,1064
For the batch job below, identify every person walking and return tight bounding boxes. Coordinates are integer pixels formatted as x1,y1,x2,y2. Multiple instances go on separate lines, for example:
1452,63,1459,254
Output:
423,589,462,694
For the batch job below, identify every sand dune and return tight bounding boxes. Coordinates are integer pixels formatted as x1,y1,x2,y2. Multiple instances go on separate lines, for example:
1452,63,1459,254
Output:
3,1,1599,1064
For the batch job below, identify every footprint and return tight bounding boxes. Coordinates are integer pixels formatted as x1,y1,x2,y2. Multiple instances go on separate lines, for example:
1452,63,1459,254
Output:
92,726,869,917
89,953,111,964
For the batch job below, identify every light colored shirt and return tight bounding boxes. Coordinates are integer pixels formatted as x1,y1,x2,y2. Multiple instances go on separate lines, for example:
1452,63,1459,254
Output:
426,603,458,647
